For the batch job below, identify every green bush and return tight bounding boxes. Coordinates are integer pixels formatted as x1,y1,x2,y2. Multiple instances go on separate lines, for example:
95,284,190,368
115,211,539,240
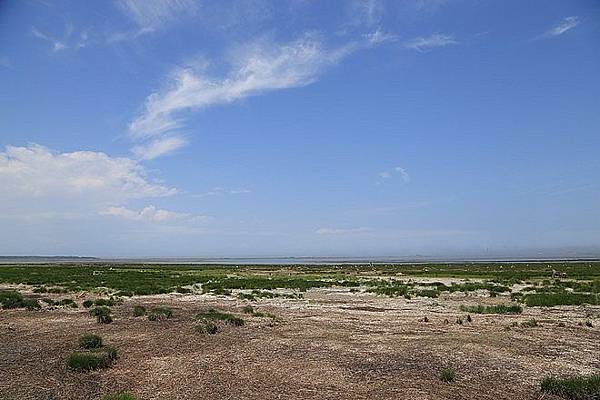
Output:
195,320,218,334
21,298,41,310
242,305,255,314
147,307,173,321
89,306,113,324
66,350,114,371
541,375,600,399
133,305,146,317
57,298,78,308
102,393,136,400
196,309,244,326
79,334,102,349
0,290,24,308
441,368,455,383
82,299,94,308
94,298,119,307
103,346,118,361
0,290,41,310
525,293,599,307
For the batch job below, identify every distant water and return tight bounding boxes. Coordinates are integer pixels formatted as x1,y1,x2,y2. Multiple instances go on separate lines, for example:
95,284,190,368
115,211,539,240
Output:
1,255,598,265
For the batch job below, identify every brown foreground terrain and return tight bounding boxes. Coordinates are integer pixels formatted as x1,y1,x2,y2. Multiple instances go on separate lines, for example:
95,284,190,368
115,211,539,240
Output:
1,284,599,400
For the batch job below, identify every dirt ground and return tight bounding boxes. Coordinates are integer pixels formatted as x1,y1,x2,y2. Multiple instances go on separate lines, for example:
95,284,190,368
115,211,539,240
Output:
1,286,598,400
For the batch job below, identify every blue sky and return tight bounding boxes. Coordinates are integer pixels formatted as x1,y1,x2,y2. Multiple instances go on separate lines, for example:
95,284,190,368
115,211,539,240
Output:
1,0,599,258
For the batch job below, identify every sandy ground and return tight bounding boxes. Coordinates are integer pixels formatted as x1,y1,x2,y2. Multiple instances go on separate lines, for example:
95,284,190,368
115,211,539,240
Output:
1,286,598,400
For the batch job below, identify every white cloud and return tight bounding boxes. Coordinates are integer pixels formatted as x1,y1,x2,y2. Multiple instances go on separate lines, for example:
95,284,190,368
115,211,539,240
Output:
403,33,457,51
100,205,192,222
377,166,410,184
193,187,251,197
0,144,175,203
364,28,397,45
116,0,198,30
349,0,384,28
31,25,88,52
126,33,382,158
316,227,372,235
129,35,356,140
543,16,579,38
132,135,187,160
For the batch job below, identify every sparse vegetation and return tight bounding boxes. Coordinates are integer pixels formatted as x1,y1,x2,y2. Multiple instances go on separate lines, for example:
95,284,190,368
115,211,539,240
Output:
102,393,137,400
147,307,173,321
441,368,455,383
89,306,113,324
524,293,599,307
540,374,600,400
459,304,522,314
0,262,598,297
195,319,218,334
133,305,146,317
197,309,244,326
520,319,539,328
0,290,40,310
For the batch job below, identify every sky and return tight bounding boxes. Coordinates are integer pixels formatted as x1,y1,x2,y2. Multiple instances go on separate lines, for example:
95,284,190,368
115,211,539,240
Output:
1,0,599,258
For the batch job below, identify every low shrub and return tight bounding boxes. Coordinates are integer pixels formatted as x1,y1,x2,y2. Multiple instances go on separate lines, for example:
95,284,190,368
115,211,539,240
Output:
195,320,218,334
66,349,115,371
525,293,599,307
541,374,600,399
102,393,136,400
441,368,455,383
0,290,41,310
21,298,42,310
459,304,522,314
414,289,440,298
242,305,255,314
0,290,24,309
57,298,78,308
103,346,118,361
520,319,539,328
133,305,146,317
82,299,94,308
89,306,113,324
196,309,244,326
79,334,103,349
147,307,173,321
94,298,119,307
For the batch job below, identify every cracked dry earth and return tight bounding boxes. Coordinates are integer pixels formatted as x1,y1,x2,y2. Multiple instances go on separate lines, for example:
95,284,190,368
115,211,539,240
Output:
1,287,598,400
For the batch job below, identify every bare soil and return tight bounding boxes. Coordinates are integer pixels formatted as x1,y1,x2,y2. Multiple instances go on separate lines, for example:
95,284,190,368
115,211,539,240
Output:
1,286,598,400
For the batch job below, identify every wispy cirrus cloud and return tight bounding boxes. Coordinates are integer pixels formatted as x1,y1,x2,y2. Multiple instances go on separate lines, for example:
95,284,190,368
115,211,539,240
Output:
127,32,386,158
192,187,251,198
540,16,580,39
377,166,410,184
132,135,187,160
31,24,88,52
403,33,457,51
116,0,198,30
348,0,384,28
100,205,209,223
316,227,372,235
